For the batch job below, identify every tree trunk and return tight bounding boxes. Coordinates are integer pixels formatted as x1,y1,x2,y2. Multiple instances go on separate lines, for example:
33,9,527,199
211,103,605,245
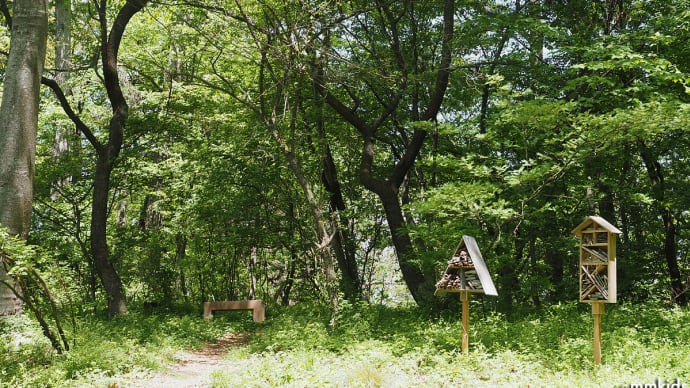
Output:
638,140,687,306
0,0,48,316
271,125,339,311
91,154,127,316
251,24,339,312
378,187,429,304
319,0,455,307
497,234,524,313
89,0,150,317
320,131,361,300
51,0,72,201
249,246,257,300
528,236,540,308
55,0,71,82
311,32,361,301
662,209,685,305
175,233,189,302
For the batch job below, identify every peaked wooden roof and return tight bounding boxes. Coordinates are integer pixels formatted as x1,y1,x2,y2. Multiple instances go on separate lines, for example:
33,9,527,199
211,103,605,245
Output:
571,216,622,236
456,235,498,296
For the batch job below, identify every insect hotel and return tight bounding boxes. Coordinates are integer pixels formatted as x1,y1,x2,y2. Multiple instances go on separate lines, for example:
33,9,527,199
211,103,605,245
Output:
572,215,622,365
435,235,497,354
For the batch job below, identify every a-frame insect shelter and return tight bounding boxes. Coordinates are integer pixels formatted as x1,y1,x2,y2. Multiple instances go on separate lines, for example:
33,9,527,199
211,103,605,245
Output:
572,215,622,365
435,235,497,354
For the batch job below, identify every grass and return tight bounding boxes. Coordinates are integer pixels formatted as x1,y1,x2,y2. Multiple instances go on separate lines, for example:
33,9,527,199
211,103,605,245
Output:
0,307,256,387
212,301,690,387
1,301,689,387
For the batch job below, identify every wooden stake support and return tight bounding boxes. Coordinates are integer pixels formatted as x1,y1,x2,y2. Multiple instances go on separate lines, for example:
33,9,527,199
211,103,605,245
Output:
592,301,604,365
460,291,469,354
573,216,621,366
435,236,497,355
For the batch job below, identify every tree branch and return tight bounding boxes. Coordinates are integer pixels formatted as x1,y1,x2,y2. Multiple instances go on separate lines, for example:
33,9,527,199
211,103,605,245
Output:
0,0,11,29
41,76,103,152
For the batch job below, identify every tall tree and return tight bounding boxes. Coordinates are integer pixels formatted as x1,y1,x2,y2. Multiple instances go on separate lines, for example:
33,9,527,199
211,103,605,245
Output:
231,0,341,310
50,0,73,199
43,0,150,317
317,0,455,305
638,139,686,305
0,0,49,315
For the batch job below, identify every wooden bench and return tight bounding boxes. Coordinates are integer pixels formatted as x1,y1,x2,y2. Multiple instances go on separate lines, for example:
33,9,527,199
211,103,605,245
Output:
202,300,265,322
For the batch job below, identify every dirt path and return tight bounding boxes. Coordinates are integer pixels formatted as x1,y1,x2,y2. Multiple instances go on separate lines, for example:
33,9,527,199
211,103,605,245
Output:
132,333,249,388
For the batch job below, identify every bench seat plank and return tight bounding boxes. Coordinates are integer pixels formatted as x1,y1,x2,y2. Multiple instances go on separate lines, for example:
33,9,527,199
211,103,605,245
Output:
203,300,265,322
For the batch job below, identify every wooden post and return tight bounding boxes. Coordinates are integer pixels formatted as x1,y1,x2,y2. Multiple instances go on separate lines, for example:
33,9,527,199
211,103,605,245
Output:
460,291,469,354
592,301,604,365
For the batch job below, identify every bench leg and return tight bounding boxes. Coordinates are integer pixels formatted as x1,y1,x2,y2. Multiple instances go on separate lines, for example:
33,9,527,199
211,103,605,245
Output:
253,305,265,322
203,302,213,319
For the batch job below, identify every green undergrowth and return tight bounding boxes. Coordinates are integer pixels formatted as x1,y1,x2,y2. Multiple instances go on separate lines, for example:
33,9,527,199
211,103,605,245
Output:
1,301,689,387
218,301,690,387
0,308,256,387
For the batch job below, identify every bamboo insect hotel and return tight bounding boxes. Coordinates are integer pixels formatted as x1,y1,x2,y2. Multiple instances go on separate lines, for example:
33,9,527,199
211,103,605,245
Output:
435,235,497,354
572,216,622,365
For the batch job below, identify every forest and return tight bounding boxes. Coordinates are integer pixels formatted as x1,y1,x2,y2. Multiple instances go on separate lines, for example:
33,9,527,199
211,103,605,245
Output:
1,0,690,386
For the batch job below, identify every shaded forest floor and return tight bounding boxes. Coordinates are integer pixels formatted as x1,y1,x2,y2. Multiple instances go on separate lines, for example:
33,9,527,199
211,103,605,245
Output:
2,301,690,387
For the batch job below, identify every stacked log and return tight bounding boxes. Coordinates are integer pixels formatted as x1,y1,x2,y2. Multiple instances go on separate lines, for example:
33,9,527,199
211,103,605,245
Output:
435,271,483,291
435,273,463,290
449,250,473,267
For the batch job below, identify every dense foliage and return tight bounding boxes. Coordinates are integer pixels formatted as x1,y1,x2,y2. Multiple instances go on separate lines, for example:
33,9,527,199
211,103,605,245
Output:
0,0,689,370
